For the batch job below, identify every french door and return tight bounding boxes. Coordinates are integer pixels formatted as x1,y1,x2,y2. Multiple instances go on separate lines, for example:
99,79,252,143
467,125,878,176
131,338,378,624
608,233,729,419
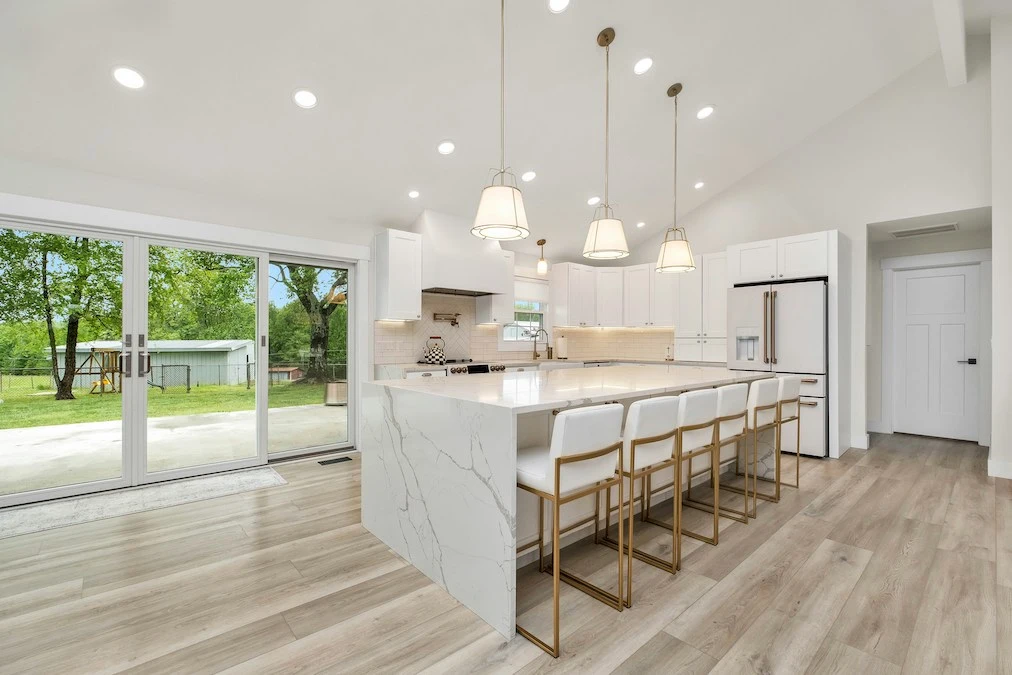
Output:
1,222,352,508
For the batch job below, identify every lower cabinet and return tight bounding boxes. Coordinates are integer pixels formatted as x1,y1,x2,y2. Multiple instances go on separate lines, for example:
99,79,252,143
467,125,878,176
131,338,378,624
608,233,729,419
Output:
676,337,726,363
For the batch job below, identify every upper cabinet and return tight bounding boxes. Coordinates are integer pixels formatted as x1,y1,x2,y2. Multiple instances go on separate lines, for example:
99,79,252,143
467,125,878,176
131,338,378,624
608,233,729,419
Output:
675,252,726,338
475,250,516,324
624,264,678,327
675,265,702,337
374,229,422,321
594,268,623,327
727,231,829,285
550,262,597,327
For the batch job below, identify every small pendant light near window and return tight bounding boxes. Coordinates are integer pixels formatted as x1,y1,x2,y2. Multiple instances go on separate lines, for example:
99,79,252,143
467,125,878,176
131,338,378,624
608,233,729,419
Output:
583,28,629,260
472,0,530,241
536,238,548,275
656,83,696,273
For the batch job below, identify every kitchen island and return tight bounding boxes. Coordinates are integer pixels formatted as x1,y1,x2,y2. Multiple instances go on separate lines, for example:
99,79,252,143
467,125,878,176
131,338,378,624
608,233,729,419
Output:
360,365,771,638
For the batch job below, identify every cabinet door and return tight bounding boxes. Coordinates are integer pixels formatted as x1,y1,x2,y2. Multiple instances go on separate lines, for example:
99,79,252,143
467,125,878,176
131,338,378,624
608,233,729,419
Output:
675,337,703,362
578,266,597,326
623,264,651,326
378,230,422,320
700,338,727,363
650,269,678,327
777,232,829,280
701,252,728,338
566,265,583,326
779,396,827,457
728,239,778,284
595,268,623,326
675,265,702,337
493,251,516,321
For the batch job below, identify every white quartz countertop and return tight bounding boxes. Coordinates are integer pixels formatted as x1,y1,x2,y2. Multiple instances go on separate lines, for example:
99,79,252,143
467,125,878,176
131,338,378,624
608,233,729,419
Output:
368,364,767,414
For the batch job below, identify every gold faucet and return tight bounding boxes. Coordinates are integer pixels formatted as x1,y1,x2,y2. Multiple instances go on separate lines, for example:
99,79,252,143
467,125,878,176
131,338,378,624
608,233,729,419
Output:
532,328,549,360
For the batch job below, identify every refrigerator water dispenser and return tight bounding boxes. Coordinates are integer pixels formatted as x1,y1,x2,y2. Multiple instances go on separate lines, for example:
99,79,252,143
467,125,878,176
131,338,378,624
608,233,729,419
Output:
735,327,760,362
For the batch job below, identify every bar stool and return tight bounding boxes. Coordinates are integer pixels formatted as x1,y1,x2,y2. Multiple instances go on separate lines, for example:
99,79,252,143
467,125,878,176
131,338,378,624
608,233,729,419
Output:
683,383,750,527
597,396,679,606
515,404,625,658
743,378,781,515
777,375,803,489
671,389,720,562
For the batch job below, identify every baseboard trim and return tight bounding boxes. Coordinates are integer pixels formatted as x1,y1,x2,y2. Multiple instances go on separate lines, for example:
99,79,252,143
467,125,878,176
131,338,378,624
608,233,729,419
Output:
988,452,1012,479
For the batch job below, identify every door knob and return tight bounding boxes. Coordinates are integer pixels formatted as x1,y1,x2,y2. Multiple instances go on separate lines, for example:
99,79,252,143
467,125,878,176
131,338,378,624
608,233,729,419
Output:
957,358,978,365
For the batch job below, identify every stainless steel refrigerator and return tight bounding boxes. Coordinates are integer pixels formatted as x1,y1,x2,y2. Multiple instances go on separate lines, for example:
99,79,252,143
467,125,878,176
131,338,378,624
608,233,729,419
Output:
726,280,828,457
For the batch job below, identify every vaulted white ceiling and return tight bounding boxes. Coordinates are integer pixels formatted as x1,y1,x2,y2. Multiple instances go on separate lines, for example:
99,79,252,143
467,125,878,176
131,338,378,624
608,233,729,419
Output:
0,1,946,259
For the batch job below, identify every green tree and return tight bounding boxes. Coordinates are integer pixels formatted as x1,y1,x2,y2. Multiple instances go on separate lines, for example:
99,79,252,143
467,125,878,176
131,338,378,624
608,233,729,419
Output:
0,229,122,399
269,264,348,383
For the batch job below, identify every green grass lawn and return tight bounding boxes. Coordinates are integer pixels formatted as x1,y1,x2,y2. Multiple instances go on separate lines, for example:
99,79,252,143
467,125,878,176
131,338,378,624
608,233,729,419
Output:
0,378,330,429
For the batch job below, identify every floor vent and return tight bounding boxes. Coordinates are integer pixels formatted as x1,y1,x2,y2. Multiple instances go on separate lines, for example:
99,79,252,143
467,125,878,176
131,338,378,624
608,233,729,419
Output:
890,222,958,238
319,456,353,466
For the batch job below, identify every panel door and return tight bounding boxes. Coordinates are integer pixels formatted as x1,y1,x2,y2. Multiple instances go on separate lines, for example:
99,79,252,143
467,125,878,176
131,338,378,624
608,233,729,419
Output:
728,239,778,284
578,266,598,327
623,264,651,326
650,268,678,327
702,252,728,337
385,230,422,320
595,268,623,327
777,232,829,280
893,265,979,441
675,265,702,337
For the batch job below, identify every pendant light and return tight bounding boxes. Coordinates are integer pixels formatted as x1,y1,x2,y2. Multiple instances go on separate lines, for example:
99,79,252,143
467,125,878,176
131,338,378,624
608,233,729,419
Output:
472,0,530,240
656,83,696,273
536,238,548,275
583,27,629,260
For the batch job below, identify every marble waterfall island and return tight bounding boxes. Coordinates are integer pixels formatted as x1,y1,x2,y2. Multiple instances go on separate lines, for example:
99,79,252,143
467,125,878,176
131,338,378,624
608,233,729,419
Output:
360,365,769,638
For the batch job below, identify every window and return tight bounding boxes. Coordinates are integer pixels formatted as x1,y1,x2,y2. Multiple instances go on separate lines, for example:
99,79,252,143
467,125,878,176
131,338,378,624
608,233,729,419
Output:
503,300,546,342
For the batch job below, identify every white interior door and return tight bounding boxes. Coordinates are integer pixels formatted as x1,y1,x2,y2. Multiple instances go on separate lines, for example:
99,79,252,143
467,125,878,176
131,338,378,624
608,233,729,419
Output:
893,265,979,441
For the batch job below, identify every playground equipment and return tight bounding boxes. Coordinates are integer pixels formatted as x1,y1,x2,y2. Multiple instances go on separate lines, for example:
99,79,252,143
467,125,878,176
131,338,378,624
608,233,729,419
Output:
75,347,122,394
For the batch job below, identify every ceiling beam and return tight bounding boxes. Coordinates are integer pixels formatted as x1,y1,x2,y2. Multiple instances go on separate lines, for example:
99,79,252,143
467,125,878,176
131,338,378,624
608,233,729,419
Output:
933,0,968,86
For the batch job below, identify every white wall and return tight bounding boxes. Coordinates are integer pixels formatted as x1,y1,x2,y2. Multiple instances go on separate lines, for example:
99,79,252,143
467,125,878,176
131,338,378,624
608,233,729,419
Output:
866,229,992,428
0,155,380,246
628,43,992,451
991,19,1012,478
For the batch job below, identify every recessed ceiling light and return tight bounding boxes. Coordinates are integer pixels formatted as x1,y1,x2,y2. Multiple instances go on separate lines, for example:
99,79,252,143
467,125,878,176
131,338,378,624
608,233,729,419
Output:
587,196,601,206
521,171,536,182
696,105,715,120
548,0,570,13
293,89,318,109
408,190,420,199
112,67,144,89
636,221,646,228
437,140,455,155
633,58,653,75
694,181,705,190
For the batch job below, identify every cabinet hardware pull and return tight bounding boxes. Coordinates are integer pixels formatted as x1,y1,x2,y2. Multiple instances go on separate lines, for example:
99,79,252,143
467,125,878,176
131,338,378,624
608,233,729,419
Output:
800,401,818,407
801,378,818,384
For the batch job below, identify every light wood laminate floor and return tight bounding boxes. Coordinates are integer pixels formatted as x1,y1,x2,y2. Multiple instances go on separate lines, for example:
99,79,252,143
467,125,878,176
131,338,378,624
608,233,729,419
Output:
0,434,1006,673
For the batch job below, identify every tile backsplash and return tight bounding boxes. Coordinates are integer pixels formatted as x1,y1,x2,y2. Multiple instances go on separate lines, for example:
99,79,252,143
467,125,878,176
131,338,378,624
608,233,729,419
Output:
374,293,676,364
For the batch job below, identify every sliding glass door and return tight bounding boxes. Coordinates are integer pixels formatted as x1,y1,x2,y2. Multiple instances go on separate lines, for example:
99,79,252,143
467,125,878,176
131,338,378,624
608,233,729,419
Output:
0,223,132,504
0,224,354,507
267,259,351,457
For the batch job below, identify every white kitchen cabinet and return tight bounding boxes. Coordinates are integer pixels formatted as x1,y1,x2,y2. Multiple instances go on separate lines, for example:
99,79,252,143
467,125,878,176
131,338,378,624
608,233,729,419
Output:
777,232,829,280
375,229,422,321
727,232,830,285
675,266,702,338
622,264,651,326
727,239,778,284
701,252,728,338
475,250,515,324
550,262,597,327
650,269,678,327
595,268,623,327
701,338,727,363
676,337,703,362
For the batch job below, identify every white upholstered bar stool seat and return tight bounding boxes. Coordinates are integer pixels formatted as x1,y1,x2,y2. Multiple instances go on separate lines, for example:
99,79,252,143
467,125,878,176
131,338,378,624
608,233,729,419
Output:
598,396,679,604
515,403,625,658
673,389,719,556
684,383,750,525
777,375,803,490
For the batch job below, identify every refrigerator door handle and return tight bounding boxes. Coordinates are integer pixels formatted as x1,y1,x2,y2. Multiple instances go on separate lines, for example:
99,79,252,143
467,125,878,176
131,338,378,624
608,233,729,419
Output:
763,291,770,364
771,290,778,365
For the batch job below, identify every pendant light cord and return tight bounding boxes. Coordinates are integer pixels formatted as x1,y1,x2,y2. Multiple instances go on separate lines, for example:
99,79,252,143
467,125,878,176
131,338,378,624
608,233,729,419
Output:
500,0,506,179
672,94,678,228
604,43,610,208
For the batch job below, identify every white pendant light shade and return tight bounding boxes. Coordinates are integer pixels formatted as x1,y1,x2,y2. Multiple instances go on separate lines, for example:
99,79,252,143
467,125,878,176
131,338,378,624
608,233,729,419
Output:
656,228,695,272
472,184,530,240
583,217,629,259
536,238,549,274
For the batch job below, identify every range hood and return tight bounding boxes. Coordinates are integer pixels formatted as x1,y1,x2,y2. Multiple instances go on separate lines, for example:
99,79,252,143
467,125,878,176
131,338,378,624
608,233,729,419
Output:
413,210,511,297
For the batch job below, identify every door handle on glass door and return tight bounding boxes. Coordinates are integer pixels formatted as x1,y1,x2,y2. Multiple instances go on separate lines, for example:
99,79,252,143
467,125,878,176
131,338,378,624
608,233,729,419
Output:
139,352,152,376
770,290,778,365
763,291,770,364
118,353,132,378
